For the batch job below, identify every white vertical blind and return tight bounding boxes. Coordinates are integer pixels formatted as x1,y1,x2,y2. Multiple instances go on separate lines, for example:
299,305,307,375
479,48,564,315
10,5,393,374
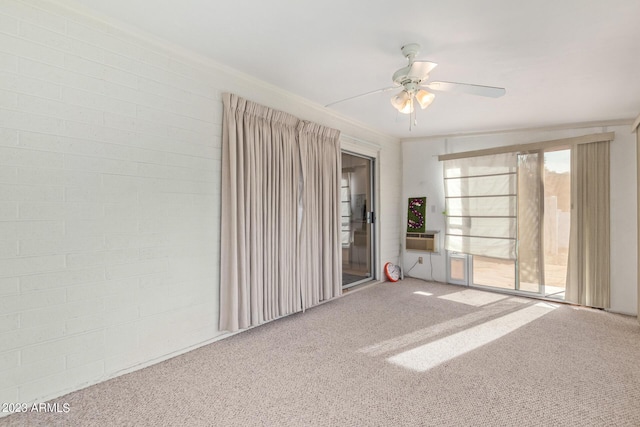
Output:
443,152,518,259
566,140,610,308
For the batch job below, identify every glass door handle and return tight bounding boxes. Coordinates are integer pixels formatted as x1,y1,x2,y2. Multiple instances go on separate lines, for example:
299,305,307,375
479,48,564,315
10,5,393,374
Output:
365,212,375,224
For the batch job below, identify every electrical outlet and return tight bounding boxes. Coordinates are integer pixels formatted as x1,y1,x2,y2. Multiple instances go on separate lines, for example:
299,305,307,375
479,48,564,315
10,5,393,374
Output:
418,257,423,264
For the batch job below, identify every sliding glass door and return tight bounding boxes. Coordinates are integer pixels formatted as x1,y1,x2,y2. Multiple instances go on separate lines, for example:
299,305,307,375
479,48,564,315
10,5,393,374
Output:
471,256,516,289
542,149,571,299
447,148,571,300
341,152,375,288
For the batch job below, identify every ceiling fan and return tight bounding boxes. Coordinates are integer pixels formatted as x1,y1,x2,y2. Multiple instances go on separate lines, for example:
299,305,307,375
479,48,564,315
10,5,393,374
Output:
326,43,506,129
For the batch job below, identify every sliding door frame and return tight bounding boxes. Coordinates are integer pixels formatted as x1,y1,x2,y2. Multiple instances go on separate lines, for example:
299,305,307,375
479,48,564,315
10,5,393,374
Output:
452,146,573,300
340,136,381,288
341,150,376,289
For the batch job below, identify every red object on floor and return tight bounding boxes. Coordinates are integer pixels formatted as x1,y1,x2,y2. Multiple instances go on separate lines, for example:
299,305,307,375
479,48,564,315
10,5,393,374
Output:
384,262,401,282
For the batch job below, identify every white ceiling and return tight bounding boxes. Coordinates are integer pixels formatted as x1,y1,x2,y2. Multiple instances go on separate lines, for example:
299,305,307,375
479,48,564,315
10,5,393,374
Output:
62,0,640,138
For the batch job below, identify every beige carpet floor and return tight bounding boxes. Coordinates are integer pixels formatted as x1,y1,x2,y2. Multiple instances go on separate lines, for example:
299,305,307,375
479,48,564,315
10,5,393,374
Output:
4,278,640,426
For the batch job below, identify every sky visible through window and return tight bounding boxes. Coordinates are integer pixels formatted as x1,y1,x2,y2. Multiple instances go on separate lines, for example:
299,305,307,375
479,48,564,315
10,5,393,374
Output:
544,149,570,173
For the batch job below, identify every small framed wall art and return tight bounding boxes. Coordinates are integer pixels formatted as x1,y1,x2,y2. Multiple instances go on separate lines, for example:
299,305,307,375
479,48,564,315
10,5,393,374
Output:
407,197,427,233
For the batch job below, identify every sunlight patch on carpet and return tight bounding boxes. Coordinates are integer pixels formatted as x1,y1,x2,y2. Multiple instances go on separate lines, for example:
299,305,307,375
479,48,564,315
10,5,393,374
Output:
359,298,527,357
387,302,557,372
413,291,433,296
438,289,509,307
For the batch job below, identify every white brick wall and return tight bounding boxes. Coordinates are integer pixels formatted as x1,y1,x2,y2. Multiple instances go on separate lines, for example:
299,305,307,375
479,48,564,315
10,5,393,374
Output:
0,0,401,409
0,0,222,406
378,138,403,271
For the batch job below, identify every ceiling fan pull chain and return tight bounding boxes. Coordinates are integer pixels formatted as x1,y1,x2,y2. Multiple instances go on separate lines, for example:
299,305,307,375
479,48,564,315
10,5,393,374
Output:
409,103,416,132
410,93,415,131
412,107,417,130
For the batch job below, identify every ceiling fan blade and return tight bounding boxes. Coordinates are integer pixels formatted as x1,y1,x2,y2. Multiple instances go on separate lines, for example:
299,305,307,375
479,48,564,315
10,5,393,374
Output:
423,81,506,98
325,86,397,108
407,61,438,80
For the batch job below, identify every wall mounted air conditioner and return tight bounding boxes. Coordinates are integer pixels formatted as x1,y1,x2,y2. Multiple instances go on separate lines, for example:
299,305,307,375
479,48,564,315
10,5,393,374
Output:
406,230,439,253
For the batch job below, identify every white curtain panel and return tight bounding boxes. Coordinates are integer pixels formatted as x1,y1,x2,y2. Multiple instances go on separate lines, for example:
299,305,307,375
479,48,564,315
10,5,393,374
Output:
444,152,518,259
517,153,543,288
298,122,342,309
219,94,341,332
566,140,611,308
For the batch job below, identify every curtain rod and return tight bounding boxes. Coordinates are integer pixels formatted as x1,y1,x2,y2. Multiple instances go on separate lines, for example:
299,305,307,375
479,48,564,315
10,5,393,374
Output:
438,132,615,161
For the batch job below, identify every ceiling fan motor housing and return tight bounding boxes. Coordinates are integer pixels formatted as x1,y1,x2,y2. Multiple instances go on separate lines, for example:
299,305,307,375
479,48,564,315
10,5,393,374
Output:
401,43,421,61
393,44,427,91
393,70,422,92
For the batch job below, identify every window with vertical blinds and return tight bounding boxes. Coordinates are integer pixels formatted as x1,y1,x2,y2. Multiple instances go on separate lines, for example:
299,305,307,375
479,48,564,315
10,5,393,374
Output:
443,152,518,260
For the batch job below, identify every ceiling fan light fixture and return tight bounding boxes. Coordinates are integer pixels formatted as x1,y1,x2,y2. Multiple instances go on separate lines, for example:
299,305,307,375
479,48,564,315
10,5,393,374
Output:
391,91,414,114
415,89,435,109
